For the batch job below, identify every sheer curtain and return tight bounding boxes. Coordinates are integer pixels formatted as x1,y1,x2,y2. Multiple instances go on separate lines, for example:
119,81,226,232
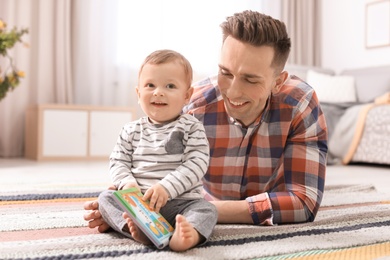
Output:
281,0,322,66
0,0,264,157
0,0,73,157
0,0,120,157
72,0,120,106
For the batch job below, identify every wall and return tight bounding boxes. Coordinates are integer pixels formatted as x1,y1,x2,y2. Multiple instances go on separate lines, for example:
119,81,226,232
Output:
321,0,390,73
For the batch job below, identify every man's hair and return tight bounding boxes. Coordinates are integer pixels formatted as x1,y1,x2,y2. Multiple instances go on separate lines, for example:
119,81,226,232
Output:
139,49,193,86
220,10,291,73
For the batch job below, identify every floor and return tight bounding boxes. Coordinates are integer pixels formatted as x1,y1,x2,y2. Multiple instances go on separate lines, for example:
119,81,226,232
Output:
0,158,389,194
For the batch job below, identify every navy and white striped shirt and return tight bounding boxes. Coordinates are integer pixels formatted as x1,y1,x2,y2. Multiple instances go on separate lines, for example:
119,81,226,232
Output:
110,114,209,200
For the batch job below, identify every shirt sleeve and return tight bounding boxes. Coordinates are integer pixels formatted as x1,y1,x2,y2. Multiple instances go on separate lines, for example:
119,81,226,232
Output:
247,89,328,225
109,124,137,189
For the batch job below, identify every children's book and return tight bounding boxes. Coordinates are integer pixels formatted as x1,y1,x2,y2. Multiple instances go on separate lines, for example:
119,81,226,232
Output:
113,188,174,249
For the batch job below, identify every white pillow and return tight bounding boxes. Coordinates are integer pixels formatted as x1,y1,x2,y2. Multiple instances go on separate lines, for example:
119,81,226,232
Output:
306,70,357,103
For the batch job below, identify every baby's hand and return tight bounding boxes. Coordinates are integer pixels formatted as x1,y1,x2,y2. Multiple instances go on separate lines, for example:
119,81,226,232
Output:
122,182,140,191
143,184,169,212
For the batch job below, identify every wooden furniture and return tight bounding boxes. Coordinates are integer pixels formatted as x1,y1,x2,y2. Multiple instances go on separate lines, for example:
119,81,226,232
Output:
25,104,135,161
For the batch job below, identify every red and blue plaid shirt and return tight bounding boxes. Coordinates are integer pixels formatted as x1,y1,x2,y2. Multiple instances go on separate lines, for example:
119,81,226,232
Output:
184,75,328,225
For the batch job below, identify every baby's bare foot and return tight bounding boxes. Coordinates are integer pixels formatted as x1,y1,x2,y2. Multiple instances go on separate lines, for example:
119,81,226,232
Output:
123,212,152,245
169,214,201,252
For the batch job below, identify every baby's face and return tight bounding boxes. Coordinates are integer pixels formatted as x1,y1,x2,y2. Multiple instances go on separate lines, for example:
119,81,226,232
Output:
136,61,192,124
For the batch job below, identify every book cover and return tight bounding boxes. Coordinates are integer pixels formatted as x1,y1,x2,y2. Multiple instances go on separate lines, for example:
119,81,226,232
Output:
113,188,174,249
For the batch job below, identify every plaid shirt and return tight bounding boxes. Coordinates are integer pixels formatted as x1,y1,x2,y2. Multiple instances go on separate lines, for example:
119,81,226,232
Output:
184,75,328,225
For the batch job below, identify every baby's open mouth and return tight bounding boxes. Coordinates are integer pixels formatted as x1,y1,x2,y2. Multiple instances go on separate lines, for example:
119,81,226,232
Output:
151,101,167,106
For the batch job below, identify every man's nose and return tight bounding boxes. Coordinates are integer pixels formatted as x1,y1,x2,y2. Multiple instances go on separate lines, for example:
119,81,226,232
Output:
226,79,242,98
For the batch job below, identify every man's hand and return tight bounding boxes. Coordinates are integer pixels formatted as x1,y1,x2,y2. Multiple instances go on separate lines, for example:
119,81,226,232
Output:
143,183,169,212
83,185,116,233
83,200,111,233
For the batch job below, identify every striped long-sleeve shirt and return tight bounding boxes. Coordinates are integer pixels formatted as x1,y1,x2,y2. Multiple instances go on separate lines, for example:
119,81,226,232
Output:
184,75,328,225
110,114,209,200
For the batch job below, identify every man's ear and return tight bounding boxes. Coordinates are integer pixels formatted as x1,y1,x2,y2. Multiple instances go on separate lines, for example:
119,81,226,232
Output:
272,71,289,94
185,87,194,104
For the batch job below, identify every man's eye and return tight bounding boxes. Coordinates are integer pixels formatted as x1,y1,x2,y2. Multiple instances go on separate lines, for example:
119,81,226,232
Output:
166,84,176,89
246,79,258,84
219,69,231,76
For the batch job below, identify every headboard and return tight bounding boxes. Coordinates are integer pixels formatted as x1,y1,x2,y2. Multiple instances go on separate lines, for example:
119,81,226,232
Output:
285,64,334,81
285,64,390,103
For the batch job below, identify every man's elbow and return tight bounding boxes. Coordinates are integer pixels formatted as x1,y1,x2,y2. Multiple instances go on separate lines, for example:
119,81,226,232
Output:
300,204,319,223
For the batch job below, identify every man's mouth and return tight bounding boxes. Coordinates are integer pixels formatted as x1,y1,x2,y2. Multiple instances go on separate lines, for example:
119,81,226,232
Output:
228,98,247,107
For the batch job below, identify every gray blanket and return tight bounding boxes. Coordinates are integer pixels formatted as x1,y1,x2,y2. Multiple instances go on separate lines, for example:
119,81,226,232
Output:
320,102,365,164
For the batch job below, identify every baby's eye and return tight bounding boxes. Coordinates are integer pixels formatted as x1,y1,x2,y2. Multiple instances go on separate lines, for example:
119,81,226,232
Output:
166,84,176,89
146,83,155,88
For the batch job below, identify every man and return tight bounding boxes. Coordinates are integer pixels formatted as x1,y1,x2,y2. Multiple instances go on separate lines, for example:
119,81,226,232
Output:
84,10,327,231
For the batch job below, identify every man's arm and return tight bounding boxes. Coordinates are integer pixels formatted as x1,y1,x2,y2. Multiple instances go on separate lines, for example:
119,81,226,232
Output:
240,83,327,225
264,85,328,224
210,200,253,224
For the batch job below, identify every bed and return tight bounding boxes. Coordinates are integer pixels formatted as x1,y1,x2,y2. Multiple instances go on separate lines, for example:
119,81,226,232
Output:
286,64,390,166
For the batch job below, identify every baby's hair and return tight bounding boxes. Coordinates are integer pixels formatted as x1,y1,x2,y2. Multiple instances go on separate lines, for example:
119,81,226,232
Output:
139,49,193,87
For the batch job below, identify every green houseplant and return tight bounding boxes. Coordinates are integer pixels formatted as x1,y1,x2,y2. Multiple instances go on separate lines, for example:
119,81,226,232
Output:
0,19,28,101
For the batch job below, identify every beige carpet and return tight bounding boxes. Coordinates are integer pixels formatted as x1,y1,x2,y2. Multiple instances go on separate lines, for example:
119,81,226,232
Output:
1,184,390,260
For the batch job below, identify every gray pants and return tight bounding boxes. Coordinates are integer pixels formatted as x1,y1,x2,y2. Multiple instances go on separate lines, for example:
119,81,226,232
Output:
98,190,218,244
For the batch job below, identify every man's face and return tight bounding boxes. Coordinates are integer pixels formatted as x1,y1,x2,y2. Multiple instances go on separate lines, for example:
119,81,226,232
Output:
217,36,281,127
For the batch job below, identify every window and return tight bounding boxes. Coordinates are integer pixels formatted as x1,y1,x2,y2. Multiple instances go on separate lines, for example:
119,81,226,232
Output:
116,0,263,81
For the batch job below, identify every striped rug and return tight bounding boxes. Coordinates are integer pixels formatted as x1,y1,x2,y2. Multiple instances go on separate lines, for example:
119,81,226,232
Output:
1,185,390,260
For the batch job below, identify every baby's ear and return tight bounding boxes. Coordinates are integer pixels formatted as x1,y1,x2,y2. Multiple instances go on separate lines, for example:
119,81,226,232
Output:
185,87,194,102
135,86,141,103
